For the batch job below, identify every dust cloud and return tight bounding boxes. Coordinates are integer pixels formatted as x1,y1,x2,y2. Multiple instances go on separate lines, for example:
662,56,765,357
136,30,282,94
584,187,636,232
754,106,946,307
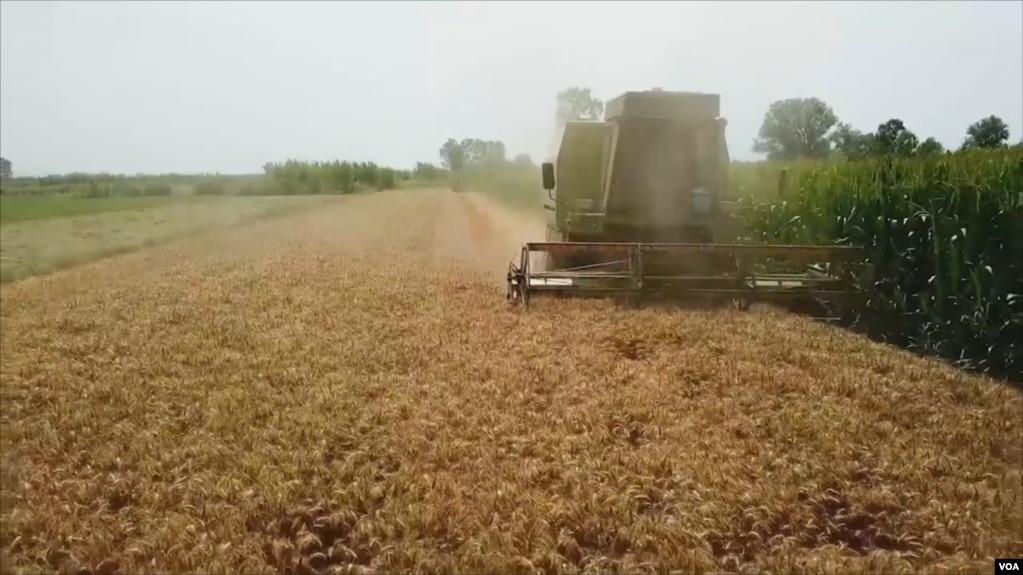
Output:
469,192,546,253
431,190,546,285
546,111,567,164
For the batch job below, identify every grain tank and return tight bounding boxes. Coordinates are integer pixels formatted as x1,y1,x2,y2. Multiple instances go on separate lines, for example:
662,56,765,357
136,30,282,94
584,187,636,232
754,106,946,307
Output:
545,89,735,247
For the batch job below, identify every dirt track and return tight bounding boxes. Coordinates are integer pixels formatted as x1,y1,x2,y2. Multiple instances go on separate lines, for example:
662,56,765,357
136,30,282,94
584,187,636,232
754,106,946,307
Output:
1,189,1021,575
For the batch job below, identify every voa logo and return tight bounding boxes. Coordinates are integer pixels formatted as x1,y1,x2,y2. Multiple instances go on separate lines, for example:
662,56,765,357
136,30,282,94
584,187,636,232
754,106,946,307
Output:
995,559,1023,575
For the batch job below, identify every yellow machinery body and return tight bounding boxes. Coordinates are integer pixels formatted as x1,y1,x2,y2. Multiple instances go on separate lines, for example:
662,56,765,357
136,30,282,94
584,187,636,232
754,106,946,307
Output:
506,89,868,314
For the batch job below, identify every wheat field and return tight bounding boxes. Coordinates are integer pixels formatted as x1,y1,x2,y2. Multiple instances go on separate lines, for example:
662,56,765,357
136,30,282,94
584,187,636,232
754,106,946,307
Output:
0,189,1020,575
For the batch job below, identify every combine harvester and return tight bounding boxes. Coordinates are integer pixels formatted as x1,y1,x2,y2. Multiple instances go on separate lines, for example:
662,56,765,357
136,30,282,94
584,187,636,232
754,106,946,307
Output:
506,89,869,316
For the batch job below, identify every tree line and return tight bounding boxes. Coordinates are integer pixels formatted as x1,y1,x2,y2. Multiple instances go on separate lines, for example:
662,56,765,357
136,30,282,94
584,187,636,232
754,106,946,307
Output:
422,87,607,191
261,160,397,194
511,86,1018,163
434,138,535,173
754,97,1014,161
406,138,537,194
3,87,1012,187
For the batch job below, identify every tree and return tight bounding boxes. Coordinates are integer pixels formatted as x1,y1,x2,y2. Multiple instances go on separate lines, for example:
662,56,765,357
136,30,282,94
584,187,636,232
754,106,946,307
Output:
962,115,1010,149
481,140,506,177
438,138,465,171
484,140,506,166
556,87,604,122
871,119,919,156
915,137,945,155
464,139,482,166
829,122,874,160
0,156,11,179
512,153,535,169
752,97,838,161
413,162,444,181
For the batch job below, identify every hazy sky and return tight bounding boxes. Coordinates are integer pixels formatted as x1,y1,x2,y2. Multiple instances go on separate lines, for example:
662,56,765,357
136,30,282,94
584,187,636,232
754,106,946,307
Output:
1,1,1021,176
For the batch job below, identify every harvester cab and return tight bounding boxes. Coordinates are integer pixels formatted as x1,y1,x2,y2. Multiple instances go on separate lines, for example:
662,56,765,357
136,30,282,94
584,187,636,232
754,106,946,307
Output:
506,89,867,315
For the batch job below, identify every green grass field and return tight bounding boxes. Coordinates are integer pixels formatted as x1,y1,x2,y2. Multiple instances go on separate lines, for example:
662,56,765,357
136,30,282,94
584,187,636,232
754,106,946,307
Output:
0,195,215,226
0,195,341,283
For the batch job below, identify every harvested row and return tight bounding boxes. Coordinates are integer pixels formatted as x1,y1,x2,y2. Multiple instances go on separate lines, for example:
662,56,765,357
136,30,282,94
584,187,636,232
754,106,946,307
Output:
0,189,1020,575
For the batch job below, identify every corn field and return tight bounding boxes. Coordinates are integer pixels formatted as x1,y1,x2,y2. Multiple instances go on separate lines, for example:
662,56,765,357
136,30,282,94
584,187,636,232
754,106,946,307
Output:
740,147,1023,381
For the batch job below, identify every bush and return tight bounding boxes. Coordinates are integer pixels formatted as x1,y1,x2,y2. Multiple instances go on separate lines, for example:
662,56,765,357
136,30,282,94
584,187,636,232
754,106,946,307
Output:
238,179,287,196
194,181,226,196
143,183,173,197
261,160,404,195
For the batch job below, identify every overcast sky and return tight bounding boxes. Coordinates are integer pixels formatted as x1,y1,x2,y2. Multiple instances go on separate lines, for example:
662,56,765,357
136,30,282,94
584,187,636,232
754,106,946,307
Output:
1,0,1021,176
